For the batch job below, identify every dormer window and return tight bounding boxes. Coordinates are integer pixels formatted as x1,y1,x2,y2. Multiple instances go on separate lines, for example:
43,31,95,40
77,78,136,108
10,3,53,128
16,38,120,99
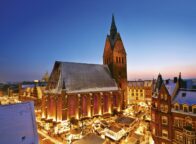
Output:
182,93,186,97
192,105,196,114
183,104,188,112
174,103,180,111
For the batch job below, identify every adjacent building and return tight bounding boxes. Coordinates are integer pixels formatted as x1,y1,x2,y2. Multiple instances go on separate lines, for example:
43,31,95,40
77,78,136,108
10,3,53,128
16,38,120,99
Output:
151,73,196,144
127,80,153,105
19,81,47,109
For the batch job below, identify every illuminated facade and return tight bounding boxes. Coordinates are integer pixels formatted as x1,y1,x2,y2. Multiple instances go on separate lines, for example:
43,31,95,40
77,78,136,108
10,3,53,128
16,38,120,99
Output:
127,80,153,104
41,16,127,121
41,62,123,121
151,73,196,144
19,81,47,108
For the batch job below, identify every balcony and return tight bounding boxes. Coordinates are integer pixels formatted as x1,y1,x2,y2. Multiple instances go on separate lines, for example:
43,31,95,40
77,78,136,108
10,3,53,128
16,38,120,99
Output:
183,126,196,136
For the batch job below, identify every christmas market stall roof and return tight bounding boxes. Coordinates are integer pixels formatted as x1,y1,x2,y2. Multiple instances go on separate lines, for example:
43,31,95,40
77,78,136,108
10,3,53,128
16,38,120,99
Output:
0,102,38,144
73,133,105,144
46,61,118,94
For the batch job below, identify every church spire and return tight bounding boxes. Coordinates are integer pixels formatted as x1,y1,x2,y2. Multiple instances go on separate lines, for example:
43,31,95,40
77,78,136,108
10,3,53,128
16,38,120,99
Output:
110,14,117,39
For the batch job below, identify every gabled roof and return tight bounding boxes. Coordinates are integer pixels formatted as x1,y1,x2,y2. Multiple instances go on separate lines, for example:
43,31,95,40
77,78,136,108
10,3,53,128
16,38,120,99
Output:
47,61,118,94
0,102,38,144
165,80,177,96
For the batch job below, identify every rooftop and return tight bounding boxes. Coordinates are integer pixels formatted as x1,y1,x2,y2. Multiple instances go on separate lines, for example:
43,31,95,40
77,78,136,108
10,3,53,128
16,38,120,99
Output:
0,102,38,144
173,90,196,105
47,61,118,93
72,133,104,144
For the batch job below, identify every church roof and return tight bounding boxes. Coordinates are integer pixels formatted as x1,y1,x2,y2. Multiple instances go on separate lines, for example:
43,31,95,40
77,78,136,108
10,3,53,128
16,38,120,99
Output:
46,61,118,94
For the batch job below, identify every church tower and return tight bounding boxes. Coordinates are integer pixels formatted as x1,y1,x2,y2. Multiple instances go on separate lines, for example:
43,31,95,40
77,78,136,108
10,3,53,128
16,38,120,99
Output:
103,15,127,106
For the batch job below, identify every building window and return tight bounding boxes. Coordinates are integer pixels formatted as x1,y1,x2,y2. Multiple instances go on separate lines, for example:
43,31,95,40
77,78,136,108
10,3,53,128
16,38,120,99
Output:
183,104,189,112
153,128,156,135
185,117,192,127
162,129,168,139
161,94,164,99
174,103,179,111
175,131,183,142
122,57,124,64
174,118,183,128
193,108,196,114
160,104,168,113
164,94,167,100
116,57,118,63
162,116,168,125
155,102,158,108
192,105,196,114
152,113,155,122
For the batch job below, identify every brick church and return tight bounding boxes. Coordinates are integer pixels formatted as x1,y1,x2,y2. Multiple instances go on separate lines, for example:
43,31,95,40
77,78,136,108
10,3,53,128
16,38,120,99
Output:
41,16,127,121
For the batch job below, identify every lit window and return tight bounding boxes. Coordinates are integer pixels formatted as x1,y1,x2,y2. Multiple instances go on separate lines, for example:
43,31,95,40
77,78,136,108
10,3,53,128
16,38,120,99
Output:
162,129,168,138
152,113,155,122
161,94,164,99
153,128,156,135
155,103,158,108
192,105,196,114
174,118,183,128
164,94,167,100
162,116,168,125
160,104,168,113
193,108,196,114
175,131,183,142
174,103,179,111
183,104,188,112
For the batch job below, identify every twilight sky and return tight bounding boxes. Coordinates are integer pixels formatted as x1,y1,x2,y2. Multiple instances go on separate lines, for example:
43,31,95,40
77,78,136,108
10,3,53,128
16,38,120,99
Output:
0,0,196,82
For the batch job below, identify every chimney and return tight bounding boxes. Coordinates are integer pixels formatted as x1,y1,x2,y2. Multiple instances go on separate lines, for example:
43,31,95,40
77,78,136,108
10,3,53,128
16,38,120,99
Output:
174,77,178,83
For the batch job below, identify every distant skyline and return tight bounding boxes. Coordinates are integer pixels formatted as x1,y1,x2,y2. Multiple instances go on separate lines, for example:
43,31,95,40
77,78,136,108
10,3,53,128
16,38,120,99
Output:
0,0,196,82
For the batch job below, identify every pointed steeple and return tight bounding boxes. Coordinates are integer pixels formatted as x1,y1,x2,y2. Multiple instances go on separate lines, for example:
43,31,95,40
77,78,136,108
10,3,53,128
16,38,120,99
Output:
155,73,163,91
178,72,182,88
110,14,117,39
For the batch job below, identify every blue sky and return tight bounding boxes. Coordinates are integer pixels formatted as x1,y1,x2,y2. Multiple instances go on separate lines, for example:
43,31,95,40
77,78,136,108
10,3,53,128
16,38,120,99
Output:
0,0,196,82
